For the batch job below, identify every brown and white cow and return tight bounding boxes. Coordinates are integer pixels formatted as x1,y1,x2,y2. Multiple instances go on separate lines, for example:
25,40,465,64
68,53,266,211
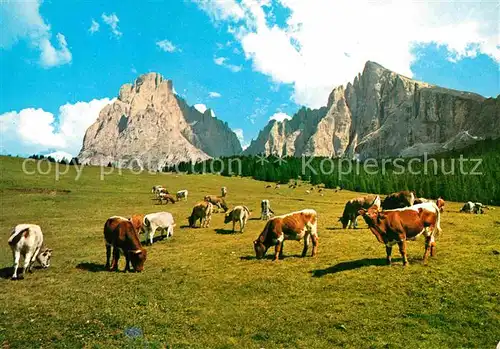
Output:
224,205,250,233
358,202,441,266
339,195,381,229
414,197,446,212
158,192,176,204
253,209,318,261
188,201,214,228
381,190,415,210
103,216,147,272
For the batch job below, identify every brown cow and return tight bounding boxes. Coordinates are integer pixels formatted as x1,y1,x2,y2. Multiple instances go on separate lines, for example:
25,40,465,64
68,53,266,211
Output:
339,195,381,229
253,209,318,261
358,204,440,266
381,190,415,210
158,193,176,204
204,195,228,212
188,201,213,228
104,216,147,272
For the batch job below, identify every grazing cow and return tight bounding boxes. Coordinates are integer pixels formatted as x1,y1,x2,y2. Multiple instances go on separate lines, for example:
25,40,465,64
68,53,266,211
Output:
306,190,310,194
339,195,381,229
381,190,415,210
253,209,318,261
221,187,227,197
204,195,228,212
8,224,52,280
275,184,281,189
158,192,176,204
260,199,275,220
104,217,147,272
152,185,164,194
358,203,441,266
460,201,485,214
188,201,214,228
142,212,175,245
266,184,272,188
224,206,250,233
176,189,188,201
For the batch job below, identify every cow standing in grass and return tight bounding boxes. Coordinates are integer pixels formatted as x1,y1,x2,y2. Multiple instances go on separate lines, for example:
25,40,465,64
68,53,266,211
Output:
104,217,147,272
358,203,441,266
253,209,318,261
260,199,274,220
142,212,176,245
188,201,214,228
8,224,52,280
221,187,227,197
224,206,250,233
158,193,176,204
204,195,228,213
339,195,381,229
176,189,188,201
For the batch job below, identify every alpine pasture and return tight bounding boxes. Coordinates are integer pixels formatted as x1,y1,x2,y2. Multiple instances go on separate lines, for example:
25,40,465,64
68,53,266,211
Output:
0,156,499,348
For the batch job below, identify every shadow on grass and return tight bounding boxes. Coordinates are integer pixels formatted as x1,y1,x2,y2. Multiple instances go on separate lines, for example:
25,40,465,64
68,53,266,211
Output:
325,227,344,231
215,228,239,235
240,254,302,261
142,235,169,245
0,267,13,279
76,262,108,272
311,258,390,277
249,218,262,221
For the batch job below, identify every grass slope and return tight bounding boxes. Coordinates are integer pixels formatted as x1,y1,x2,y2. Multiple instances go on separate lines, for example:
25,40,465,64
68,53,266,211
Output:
0,156,499,348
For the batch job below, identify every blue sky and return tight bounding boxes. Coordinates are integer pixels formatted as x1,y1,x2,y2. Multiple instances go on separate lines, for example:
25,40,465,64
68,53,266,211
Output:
1,0,498,157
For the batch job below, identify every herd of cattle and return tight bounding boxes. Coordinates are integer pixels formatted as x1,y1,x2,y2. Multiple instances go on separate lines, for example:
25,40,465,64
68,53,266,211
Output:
6,185,491,279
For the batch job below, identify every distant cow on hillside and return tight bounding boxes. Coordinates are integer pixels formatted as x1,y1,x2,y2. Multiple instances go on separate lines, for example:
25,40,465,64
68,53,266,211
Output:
460,201,485,214
176,189,188,201
260,199,274,220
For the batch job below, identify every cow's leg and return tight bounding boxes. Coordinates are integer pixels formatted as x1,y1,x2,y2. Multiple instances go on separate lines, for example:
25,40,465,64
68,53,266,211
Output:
241,218,246,233
398,241,409,266
23,250,34,274
239,218,244,233
30,246,41,268
149,225,156,245
302,234,310,257
353,216,358,229
124,253,131,272
232,220,236,232
423,236,432,265
311,234,319,257
274,242,283,261
167,225,174,238
105,244,112,269
385,245,393,265
11,250,21,280
111,247,120,271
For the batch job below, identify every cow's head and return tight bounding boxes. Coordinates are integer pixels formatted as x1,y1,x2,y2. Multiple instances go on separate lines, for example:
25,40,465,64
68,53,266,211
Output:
224,211,233,224
436,197,445,212
358,206,382,225
253,239,267,259
129,214,144,232
37,248,52,268
129,248,147,272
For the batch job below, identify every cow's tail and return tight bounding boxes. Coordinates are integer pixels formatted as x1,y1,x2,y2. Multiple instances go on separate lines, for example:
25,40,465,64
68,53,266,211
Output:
144,217,151,229
243,206,250,216
8,227,29,246
434,204,442,238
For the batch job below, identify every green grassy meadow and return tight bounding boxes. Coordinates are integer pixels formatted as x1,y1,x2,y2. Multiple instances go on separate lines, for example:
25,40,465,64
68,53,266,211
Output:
0,156,499,348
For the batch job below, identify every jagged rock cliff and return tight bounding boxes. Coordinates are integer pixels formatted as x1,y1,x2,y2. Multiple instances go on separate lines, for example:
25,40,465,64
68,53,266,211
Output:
245,61,499,158
78,73,242,169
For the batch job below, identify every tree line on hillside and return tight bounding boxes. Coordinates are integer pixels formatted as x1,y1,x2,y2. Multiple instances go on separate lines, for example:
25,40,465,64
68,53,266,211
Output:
165,139,500,205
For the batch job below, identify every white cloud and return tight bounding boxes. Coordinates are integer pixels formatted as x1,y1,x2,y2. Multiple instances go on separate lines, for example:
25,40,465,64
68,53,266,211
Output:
89,19,100,33
156,39,179,53
214,56,242,72
0,98,115,157
0,0,72,68
194,0,500,108
102,13,122,37
269,112,291,123
209,91,222,98
194,103,208,113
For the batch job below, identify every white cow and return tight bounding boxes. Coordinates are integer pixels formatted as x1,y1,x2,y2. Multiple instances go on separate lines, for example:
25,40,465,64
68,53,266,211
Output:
142,212,176,245
224,206,251,233
260,199,274,220
8,224,52,280
460,201,485,214
221,187,227,197
176,189,188,201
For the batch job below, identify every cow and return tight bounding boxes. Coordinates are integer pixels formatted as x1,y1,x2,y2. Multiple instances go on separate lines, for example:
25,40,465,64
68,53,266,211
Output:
253,209,318,261
460,201,485,214
414,197,446,212
158,192,176,204
260,199,274,220
204,195,228,213
104,217,147,272
224,206,250,233
358,203,441,266
275,184,281,189
142,212,176,245
8,224,52,280
176,189,188,201
221,187,227,197
188,201,214,228
152,185,164,194
381,190,415,210
339,195,381,229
